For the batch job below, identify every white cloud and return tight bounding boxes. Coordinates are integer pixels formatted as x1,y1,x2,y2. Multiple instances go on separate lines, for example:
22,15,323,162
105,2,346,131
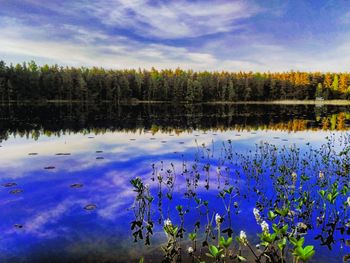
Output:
0,16,220,69
80,0,258,39
340,11,350,24
2,2,350,72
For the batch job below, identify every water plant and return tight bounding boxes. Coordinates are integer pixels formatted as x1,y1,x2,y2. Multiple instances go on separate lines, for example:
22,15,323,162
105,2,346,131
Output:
130,134,350,262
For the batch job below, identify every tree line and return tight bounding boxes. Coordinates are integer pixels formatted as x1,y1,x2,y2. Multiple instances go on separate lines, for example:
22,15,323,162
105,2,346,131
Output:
0,60,350,102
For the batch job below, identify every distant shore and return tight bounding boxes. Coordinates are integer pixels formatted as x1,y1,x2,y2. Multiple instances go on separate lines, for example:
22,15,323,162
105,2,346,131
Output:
2,99,350,106
204,100,350,105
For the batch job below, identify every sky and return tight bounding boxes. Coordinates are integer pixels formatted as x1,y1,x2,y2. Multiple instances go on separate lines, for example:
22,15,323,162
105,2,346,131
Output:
0,0,350,71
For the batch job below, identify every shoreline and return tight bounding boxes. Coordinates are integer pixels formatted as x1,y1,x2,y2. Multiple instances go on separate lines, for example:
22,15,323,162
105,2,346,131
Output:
1,99,350,106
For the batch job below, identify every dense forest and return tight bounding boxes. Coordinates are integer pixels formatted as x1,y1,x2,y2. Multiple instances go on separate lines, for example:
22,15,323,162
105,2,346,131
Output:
0,61,350,102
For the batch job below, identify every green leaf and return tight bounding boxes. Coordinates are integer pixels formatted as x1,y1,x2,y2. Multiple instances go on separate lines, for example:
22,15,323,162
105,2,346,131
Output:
275,207,289,217
219,236,232,248
209,245,219,256
278,238,287,251
176,205,183,212
319,189,325,197
294,245,315,261
290,236,305,248
189,232,197,241
281,224,288,234
237,255,247,261
268,211,277,220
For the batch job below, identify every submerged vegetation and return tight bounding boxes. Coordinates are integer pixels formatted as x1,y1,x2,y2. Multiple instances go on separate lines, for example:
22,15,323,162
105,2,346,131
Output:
130,134,350,262
1,61,350,102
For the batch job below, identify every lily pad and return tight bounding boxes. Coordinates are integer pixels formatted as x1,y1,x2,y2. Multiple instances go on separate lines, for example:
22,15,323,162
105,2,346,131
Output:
9,189,23,194
2,182,17,187
84,204,97,211
70,183,83,188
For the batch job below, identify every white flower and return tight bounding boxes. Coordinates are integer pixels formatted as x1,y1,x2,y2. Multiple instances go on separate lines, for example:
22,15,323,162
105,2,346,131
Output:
260,221,269,233
164,218,172,227
347,196,350,207
215,213,222,226
291,172,297,182
239,230,248,245
187,246,194,254
253,208,261,223
318,171,324,180
297,222,308,230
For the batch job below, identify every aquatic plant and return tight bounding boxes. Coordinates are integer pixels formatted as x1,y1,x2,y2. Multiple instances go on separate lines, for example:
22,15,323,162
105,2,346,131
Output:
130,134,350,262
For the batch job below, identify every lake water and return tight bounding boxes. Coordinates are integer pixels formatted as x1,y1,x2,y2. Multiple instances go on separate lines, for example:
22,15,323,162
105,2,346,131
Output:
0,103,349,263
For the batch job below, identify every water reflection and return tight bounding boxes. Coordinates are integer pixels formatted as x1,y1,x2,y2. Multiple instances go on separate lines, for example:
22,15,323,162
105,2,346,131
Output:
0,103,349,262
1,103,350,142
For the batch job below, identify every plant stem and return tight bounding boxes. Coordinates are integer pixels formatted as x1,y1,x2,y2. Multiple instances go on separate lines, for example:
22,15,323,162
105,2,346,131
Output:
246,243,261,263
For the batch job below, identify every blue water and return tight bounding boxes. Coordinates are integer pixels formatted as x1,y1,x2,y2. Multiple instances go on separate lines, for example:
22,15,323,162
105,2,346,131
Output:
0,130,349,262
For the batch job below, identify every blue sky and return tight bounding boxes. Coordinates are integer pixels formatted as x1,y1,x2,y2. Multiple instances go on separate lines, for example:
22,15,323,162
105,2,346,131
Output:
1,0,350,71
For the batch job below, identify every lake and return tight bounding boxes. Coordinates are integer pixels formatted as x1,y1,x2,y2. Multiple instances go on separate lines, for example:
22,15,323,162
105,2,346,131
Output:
0,103,349,263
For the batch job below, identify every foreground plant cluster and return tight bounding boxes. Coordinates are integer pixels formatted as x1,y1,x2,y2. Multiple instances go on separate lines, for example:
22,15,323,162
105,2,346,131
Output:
130,134,350,262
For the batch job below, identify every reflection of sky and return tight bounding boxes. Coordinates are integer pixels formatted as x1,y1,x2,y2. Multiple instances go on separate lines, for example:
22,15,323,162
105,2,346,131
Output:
0,130,348,262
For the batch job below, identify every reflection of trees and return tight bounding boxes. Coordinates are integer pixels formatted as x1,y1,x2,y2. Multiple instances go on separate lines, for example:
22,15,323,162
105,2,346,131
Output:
0,103,350,141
